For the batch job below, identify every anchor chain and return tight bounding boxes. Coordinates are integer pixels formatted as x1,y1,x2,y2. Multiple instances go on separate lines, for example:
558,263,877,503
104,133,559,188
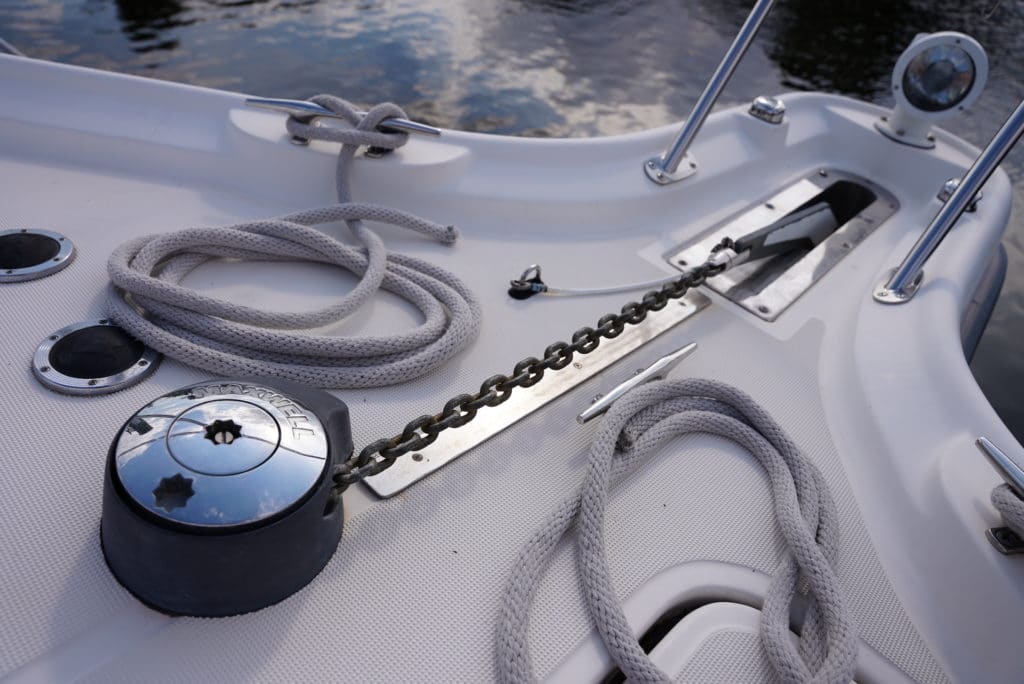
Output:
332,242,736,492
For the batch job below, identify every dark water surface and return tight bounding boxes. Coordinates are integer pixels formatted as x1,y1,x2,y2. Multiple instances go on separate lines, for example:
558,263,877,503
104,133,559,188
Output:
3,0,1022,436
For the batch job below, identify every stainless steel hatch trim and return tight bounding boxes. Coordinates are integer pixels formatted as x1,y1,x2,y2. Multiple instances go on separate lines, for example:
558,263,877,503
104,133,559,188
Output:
667,168,899,321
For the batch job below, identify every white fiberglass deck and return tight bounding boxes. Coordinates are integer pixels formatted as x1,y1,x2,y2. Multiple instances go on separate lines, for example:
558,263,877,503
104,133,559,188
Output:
0,54,1021,682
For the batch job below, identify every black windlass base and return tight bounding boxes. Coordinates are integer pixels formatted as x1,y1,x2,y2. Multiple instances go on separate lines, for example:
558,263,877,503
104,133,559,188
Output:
101,379,352,616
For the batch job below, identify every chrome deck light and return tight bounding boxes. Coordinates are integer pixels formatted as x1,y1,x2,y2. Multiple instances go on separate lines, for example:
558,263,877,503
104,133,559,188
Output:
876,32,988,149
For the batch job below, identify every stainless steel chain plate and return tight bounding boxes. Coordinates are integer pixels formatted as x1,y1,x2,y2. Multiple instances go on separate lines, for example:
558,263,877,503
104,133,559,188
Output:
362,290,710,497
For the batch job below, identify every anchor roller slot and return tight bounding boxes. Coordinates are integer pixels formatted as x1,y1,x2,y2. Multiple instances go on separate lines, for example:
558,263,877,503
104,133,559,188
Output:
668,169,898,321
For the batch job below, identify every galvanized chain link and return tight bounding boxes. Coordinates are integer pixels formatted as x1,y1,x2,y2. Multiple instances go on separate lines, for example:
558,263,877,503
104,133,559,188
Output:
332,251,731,492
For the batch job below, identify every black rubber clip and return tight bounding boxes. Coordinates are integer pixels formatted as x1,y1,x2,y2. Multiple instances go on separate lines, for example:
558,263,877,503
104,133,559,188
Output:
508,265,549,300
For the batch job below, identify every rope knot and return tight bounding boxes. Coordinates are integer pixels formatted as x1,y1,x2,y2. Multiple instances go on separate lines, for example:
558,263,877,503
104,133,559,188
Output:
107,93,480,389
284,94,409,152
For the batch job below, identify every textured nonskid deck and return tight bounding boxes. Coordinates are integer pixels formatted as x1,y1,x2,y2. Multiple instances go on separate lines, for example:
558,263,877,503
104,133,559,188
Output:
0,54,1019,682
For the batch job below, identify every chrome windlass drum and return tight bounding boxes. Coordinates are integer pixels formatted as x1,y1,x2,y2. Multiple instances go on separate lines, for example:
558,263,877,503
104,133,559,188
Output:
101,379,351,616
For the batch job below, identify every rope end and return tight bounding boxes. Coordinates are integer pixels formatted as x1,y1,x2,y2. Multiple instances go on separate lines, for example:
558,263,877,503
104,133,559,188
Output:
442,225,459,244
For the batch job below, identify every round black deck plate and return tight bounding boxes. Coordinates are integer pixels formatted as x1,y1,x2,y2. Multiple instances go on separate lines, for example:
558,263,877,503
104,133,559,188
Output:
32,320,160,395
0,229,75,282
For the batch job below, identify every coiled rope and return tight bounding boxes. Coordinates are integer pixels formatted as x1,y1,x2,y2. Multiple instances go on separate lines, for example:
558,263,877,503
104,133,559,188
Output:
108,95,481,388
496,378,858,684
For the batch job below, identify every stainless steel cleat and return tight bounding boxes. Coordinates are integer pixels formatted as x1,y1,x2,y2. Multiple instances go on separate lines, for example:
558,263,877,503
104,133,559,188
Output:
577,342,698,424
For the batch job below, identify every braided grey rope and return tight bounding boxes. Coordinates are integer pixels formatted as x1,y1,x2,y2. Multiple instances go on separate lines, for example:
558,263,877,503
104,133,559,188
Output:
107,96,481,388
496,378,857,684
992,484,1024,537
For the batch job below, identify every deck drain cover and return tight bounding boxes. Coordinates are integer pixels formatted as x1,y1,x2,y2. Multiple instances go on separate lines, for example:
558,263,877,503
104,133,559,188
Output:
0,228,75,282
32,320,160,395
101,380,351,616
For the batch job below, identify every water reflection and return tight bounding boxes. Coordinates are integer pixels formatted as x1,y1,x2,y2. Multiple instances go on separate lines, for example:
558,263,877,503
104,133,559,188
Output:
764,0,1014,99
2,0,1024,436
766,0,920,97
112,0,183,53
